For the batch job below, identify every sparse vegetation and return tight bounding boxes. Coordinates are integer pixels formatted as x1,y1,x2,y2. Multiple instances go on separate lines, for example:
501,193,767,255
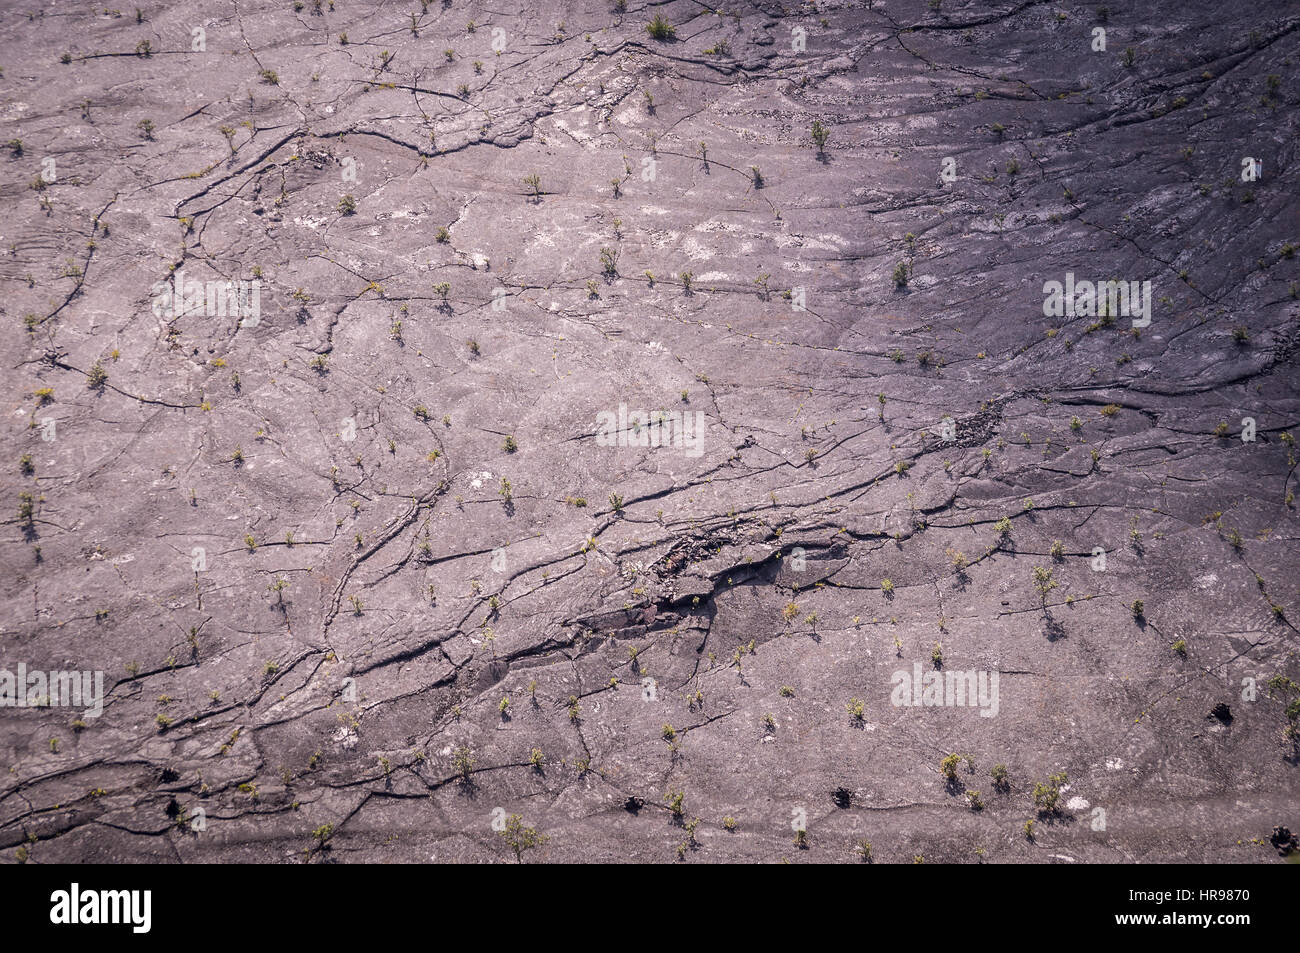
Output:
1031,565,1058,605
1032,771,1068,814
810,120,829,154
940,753,962,782
646,14,676,41
498,813,547,862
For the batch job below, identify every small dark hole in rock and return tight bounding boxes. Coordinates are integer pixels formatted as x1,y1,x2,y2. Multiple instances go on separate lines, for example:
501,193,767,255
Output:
1270,825,1296,855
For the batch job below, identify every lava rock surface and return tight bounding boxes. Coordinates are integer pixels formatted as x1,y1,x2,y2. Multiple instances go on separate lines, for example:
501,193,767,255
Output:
1,0,1298,863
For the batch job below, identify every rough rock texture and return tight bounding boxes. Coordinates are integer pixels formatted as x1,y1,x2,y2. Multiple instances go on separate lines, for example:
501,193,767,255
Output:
1,0,1298,864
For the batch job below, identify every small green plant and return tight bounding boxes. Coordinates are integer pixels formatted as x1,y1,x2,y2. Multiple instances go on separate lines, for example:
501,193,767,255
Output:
452,744,475,781
940,753,962,781
498,813,548,862
599,246,618,276
1032,770,1067,813
646,14,676,40
338,194,357,215
1031,565,1058,605
810,120,829,154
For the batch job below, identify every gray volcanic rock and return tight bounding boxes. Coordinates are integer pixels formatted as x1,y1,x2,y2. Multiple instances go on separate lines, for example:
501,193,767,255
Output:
0,0,1297,864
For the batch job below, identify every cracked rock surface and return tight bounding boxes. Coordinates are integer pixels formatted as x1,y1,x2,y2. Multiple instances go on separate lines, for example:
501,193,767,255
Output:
1,0,1298,863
